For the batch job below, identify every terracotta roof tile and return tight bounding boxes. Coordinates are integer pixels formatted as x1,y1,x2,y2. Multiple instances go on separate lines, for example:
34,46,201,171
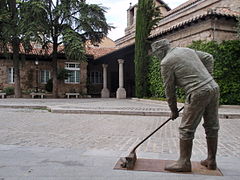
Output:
1,43,116,59
150,8,239,38
86,47,117,59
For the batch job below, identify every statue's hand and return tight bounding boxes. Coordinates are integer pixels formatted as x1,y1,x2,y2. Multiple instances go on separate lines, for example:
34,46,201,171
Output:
171,110,179,120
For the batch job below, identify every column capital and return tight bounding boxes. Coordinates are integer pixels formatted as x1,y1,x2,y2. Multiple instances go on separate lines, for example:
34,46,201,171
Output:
102,64,108,68
118,59,125,64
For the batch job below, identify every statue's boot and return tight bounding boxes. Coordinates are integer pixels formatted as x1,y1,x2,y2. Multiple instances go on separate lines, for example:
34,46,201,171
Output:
200,137,217,170
165,139,192,172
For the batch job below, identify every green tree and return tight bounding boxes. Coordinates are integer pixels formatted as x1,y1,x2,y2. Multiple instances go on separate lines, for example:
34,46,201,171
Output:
26,0,112,97
134,0,160,98
0,0,40,98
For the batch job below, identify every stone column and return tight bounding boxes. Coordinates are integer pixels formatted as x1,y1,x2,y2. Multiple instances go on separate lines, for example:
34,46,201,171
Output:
101,64,110,98
116,59,126,99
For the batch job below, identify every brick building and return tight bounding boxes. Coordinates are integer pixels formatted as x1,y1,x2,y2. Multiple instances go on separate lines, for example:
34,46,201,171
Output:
0,37,116,98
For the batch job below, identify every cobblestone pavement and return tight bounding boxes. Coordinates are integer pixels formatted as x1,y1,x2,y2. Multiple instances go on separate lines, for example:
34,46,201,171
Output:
1,99,240,179
0,107,240,158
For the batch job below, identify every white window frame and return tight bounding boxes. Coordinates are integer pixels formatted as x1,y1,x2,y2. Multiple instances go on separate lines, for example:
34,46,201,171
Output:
65,62,80,84
7,67,14,84
40,70,51,84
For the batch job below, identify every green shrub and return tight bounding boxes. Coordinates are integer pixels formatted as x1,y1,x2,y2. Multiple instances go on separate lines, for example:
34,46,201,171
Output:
147,56,165,98
147,56,185,101
189,40,240,105
2,86,14,95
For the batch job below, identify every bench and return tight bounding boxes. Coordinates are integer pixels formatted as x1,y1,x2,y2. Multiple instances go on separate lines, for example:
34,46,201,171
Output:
0,93,6,99
30,92,45,99
66,93,80,99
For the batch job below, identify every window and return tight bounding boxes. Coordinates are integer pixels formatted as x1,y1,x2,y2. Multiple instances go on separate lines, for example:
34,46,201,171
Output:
90,71,103,84
40,70,51,84
7,67,14,84
65,62,80,84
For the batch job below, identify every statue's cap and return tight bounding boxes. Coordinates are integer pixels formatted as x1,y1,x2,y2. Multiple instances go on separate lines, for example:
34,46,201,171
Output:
151,39,170,52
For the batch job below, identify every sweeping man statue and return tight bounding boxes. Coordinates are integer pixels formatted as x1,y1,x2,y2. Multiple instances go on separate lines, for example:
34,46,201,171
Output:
151,39,220,172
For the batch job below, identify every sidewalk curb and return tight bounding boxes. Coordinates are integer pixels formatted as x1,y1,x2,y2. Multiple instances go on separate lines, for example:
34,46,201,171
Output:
132,98,240,109
49,108,240,119
0,103,240,119
50,107,172,117
0,104,47,109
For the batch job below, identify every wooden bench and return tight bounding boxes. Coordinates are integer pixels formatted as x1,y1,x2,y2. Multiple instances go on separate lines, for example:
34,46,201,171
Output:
65,93,80,99
30,92,45,99
0,93,6,99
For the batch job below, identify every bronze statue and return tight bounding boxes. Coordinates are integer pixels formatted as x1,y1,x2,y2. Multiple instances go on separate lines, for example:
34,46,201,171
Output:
151,39,220,172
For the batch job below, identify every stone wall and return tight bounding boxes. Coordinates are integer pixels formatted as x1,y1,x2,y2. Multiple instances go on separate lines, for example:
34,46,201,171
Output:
156,17,238,47
220,0,240,12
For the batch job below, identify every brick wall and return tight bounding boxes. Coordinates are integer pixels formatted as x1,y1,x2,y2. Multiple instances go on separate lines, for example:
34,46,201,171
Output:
0,58,88,97
57,60,88,97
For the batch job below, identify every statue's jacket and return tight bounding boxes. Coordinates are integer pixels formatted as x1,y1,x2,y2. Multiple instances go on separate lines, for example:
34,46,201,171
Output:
160,47,216,110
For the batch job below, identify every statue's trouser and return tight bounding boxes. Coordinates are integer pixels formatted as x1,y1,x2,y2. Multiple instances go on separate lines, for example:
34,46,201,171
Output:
165,81,220,172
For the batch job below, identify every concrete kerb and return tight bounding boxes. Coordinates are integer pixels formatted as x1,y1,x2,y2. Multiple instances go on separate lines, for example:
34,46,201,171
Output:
132,98,240,118
0,98,239,118
0,104,48,110
49,107,171,116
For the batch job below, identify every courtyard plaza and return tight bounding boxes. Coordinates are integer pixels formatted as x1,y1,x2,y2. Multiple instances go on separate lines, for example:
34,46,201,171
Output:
0,98,240,179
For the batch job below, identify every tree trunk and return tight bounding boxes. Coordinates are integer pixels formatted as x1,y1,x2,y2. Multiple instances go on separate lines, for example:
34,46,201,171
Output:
12,38,22,98
10,0,22,98
52,37,58,98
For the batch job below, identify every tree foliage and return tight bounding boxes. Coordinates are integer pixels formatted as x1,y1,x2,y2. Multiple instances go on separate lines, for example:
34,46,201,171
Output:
1,0,112,97
0,0,41,97
24,0,113,97
134,0,160,98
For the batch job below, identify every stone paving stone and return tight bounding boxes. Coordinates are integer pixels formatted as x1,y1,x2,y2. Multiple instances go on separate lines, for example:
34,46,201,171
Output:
0,108,240,158
0,99,240,179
